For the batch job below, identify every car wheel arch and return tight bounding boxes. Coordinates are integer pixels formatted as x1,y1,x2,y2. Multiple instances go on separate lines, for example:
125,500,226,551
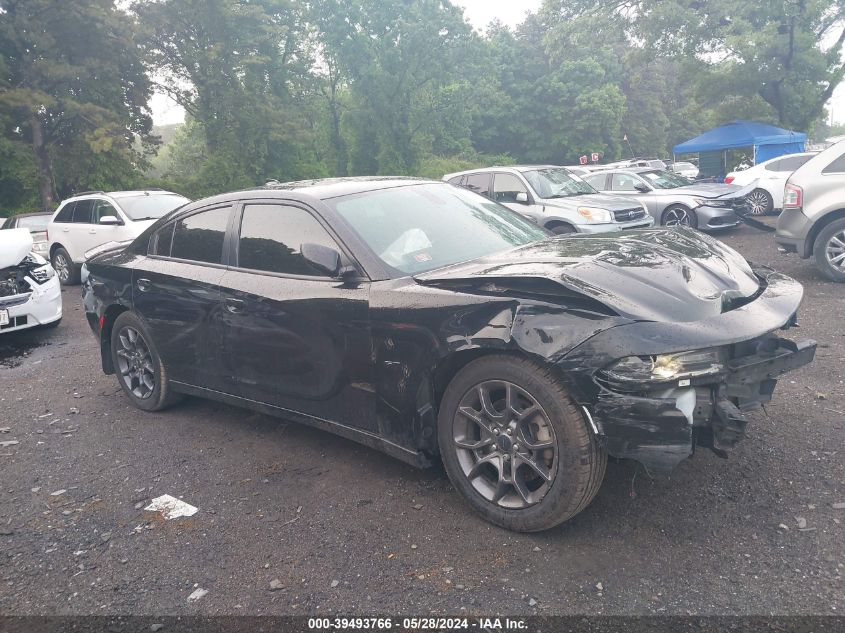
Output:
807,208,845,257
100,304,130,374
49,242,65,259
544,220,576,234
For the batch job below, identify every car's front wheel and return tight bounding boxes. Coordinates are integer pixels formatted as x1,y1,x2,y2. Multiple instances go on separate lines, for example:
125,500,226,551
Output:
661,205,698,229
813,218,845,283
438,355,606,532
51,247,80,285
110,311,182,411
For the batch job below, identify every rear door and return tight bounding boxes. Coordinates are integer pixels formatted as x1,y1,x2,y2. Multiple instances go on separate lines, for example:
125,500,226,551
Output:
132,203,233,387
62,199,96,262
215,201,375,431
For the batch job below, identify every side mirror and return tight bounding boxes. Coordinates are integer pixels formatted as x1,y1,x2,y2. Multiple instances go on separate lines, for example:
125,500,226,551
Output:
99,215,122,225
301,242,345,278
634,183,651,193
514,191,529,204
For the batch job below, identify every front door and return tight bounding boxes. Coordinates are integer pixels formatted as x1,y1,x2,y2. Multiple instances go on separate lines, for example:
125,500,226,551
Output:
491,172,545,223
216,201,375,431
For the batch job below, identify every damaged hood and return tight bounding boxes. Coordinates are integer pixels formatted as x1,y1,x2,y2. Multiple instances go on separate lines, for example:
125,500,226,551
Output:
415,226,761,322
0,228,34,268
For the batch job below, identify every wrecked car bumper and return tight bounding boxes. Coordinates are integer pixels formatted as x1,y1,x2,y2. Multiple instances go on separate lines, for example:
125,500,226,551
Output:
562,271,816,472
0,274,62,333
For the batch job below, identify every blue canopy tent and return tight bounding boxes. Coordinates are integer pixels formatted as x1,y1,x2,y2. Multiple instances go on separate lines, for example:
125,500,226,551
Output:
673,120,807,176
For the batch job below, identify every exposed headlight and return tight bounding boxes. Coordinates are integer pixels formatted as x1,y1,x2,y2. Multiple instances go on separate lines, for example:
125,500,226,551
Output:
576,207,613,223
694,197,733,208
599,348,725,386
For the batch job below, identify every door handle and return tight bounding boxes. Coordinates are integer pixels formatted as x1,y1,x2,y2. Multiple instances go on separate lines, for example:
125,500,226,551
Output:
88,229,97,234
62,227,69,232
225,297,245,313
136,278,151,292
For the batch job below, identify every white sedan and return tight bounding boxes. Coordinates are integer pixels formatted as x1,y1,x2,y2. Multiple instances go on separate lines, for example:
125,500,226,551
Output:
0,228,62,333
725,152,816,215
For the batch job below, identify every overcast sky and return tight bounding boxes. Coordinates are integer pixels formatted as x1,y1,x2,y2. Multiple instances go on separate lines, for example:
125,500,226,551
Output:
149,0,845,128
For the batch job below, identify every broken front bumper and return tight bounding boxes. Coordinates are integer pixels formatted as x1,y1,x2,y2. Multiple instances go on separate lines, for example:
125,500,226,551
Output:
562,272,816,472
591,336,816,471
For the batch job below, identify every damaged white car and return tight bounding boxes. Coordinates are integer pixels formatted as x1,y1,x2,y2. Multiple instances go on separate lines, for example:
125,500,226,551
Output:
0,228,62,333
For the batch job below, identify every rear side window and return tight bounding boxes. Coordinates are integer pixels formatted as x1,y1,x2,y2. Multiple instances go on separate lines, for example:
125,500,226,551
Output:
463,173,491,197
822,152,845,174
237,204,340,276
71,200,94,223
54,202,76,223
170,206,231,264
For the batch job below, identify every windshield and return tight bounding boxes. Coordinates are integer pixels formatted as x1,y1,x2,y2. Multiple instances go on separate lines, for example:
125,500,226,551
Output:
639,170,692,189
522,168,597,198
328,183,548,275
17,215,51,232
117,193,190,221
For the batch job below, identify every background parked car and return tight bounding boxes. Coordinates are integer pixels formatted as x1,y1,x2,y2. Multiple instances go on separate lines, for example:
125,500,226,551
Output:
776,140,845,282
444,166,653,235
47,190,190,285
583,167,746,230
724,152,817,215
667,161,700,179
1,212,52,258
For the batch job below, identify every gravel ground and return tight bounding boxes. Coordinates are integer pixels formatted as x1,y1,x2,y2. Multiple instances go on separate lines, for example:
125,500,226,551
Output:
0,221,843,617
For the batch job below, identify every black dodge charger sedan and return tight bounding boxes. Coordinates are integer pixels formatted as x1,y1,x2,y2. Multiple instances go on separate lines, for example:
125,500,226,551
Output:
81,177,816,532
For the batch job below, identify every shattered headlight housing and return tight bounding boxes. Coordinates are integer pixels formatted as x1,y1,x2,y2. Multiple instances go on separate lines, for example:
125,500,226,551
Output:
600,348,726,387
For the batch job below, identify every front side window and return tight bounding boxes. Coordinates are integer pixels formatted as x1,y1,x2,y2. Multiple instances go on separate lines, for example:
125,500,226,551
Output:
328,183,547,275
584,173,608,190
611,173,642,191
170,206,231,264
93,201,119,223
238,204,341,276
522,168,596,198
492,173,529,203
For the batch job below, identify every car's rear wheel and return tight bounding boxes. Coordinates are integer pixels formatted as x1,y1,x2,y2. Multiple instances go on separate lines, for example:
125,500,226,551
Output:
51,248,79,285
746,188,773,215
813,218,845,283
110,311,182,411
438,355,606,532
661,205,698,229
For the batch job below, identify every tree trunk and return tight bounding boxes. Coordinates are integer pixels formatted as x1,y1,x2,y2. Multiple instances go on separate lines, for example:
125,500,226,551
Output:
30,114,56,212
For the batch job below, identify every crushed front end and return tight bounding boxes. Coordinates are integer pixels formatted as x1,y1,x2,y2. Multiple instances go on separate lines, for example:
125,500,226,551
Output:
560,271,816,472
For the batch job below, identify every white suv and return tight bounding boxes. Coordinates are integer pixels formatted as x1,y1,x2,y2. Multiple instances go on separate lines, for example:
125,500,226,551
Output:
47,190,190,285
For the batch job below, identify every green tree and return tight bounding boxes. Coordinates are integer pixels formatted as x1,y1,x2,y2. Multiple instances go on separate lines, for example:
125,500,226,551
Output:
0,0,155,211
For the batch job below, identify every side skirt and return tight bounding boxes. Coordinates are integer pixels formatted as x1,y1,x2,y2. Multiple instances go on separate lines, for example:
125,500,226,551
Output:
170,380,432,469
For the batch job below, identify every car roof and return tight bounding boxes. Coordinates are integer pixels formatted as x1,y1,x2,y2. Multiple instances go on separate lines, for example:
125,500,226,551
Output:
443,165,563,179
60,190,184,204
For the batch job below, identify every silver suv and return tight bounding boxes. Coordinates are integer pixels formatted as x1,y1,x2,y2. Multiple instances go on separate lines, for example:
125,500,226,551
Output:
443,166,653,234
776,139,845,282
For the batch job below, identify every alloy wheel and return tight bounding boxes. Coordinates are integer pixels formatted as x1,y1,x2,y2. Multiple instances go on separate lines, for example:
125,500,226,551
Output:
825,230,845,272
663,207,692,226
54,253,69,283
115,326,155,399
746,190,771,215
452,380,557,509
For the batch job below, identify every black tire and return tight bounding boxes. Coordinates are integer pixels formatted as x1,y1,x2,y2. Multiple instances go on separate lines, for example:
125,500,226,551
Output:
438,355,606,532
548,223,576,235
813,218,845,283
110,311,182,411
660,205,698,229
51,247,80,285
746,188,774,215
